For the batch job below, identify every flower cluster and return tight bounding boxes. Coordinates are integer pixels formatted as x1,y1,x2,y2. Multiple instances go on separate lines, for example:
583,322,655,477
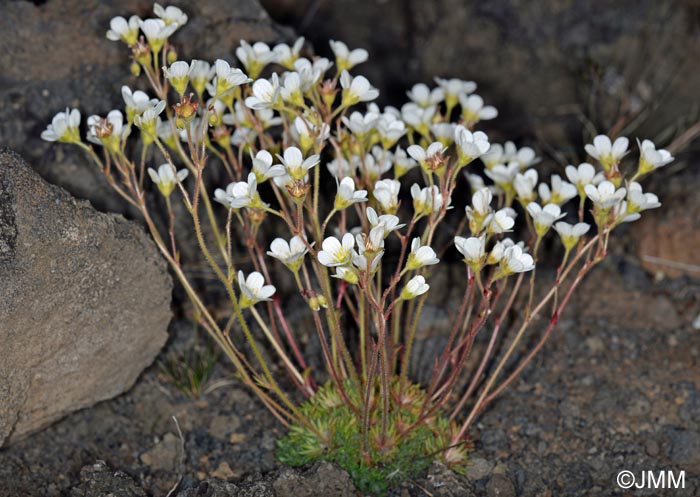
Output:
42,4,672,492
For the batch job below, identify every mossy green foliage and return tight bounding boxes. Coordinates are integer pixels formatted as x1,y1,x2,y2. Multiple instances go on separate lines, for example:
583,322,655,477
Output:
276,379,468,495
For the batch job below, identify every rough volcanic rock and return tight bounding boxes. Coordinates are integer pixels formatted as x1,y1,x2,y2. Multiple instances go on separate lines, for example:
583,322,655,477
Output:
0,0,291,215
263,0,700,150
634,172,700,278
0,148,172,445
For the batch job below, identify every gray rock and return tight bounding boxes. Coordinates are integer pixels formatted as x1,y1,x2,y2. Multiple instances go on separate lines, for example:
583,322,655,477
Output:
486,473,516,497
665,428,700,472
139,433,182,472
466,457,493,481
0,149,171,445
425,462,477,497
271,462,356,497
265,0,700,152
70,460,147,497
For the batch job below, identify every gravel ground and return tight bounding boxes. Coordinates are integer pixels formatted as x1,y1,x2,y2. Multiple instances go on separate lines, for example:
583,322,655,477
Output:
1,256,698,497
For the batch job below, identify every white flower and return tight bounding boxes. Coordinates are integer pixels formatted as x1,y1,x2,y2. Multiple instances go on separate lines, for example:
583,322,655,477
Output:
411,184,444,216
133,100,166,138
356,224,386,254
488,208,516,234
292,116,329,151
252,150,285,182
487,238,516,265
213,59,251,96
121,86,159,121
236,41,275,78
466,187,493,233
401,103,436,133
153,3,188,27
267,235,310,270
393,147,418,178
162,60,190,94
500,245,535,275
538,174,577,205
434,77,476,110
245,74,281,109
360,149,393,180
454,125,490,165
318,234,355,267
280,72,303,105
189,59,215,95
460,94,498,125
565,162,604,195
366,207,405,236
406,238,439,270
466,173,486,192
373,179,401,213
231,126,256,147
238,271,276,308
526,202,565,235
148,163,189,197
514,146,539,169
333,266,359,284
638,139,673,175
106,15,141,45
352,248,384,274
294,56,331,88
273,37,305,69
554,222,590,250
340,70,379,106
41,108,81,143
276,146,320,180
455,236,486,267
206,98,227,126
214,173,259,209
156,119,177,147
484,162,519,187
514,169,538,204
327,157,355,179
584,181,626,209
335,177,368,209
401,275,430,300
407,142,447,173
613,201,641,223
480,142,512,169
626,182,661,213
139,18,178,52
584,135,629,170
87,110,127,150
406,83,444,108
342,110,379,137
329,40,368,71
376,114,406,148
431,122,456,145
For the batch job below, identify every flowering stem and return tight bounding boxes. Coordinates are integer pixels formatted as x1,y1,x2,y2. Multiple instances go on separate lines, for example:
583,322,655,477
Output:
450,273,523,420
454,234,601,441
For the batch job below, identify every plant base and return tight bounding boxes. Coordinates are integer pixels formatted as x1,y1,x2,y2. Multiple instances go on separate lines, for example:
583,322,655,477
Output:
276,378,468,495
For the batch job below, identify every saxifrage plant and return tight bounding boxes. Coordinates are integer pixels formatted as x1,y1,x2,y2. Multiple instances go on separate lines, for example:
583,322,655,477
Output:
42,4,673,494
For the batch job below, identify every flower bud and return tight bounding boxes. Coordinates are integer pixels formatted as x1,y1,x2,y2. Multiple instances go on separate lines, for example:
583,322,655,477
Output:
129,62,141,76
166,49,178,64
